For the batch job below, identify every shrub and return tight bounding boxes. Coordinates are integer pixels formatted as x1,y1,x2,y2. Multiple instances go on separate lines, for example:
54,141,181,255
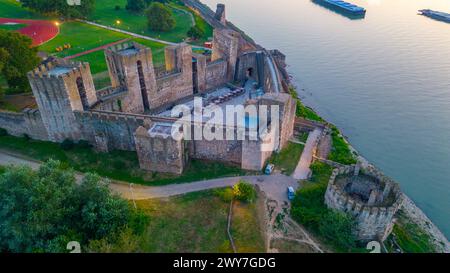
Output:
318,210,357,251
0,128,8,136
233,181,256,203
115,5,121,10
60,139,75,150
77,140,91,149
187,25,205,40
22,133,30,141
214,187,234,202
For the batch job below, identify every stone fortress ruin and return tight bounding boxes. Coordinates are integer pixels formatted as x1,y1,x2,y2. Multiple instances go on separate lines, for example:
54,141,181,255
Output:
325,164,403,241
0,4,296,175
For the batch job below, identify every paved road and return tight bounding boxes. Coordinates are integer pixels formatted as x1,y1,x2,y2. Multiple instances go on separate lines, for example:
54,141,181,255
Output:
292,128,322,180
0,151,298,203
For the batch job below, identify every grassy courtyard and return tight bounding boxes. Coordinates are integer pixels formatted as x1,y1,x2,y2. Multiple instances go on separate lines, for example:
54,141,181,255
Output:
267,142,304,175
0,134,254,186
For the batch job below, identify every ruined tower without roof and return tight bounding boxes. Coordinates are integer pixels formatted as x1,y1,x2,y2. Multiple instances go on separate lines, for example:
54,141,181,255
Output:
27,58,97,142
324,165,403,241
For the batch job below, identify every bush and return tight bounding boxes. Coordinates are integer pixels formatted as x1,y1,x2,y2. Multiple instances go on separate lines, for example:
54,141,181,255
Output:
60,139,75,150
187,25,205,40
77,140,91,149
115,5,121,10
214,187,234,202
318,210,357,251
291,162,359,252
233,181,256,203
0,128,8,136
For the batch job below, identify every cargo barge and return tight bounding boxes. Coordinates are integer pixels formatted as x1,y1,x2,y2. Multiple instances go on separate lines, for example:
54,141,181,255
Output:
321,0,366,15
419,9,450,23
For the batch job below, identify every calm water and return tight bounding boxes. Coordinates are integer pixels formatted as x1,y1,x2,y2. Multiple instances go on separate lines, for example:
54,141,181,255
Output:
202,0,450,237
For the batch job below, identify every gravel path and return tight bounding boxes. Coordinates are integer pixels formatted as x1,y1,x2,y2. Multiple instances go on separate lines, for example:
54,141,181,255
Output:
292,128,322,180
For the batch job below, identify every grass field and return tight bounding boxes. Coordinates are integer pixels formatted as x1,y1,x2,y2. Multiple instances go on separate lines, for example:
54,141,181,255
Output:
90,0,194,43
72,37,167,75
268,142,304,175
0,134,254,186
0,0,44,19
134,189,265,252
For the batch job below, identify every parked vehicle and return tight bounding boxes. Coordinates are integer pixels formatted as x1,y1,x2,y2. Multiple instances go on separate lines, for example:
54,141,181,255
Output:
265,164,275,175
287,187,295,201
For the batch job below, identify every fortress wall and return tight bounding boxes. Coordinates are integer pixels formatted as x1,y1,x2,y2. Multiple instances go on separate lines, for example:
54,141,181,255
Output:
152,44,194,110
186,125,242,165
205,60,228,90
74,110,147,152
135,126,185,174
0,109,48,140
235,52,259,83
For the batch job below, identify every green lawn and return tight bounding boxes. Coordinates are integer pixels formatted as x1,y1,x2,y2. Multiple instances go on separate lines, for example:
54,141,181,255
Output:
73,38,166,75
328,127,357,165
387,210,436,253
0,134,253,186
38,21,130,58
231,200,266,252
90,0,194,43
134,189,265,253
0,23,26,31
268,142,304,175
169,1,213,44
0,0,44,19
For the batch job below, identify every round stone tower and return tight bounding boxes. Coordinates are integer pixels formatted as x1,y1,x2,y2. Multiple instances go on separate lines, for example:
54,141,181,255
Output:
324,164,403,242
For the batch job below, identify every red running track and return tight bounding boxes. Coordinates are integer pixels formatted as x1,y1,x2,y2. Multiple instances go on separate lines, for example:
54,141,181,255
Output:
0,18,59,46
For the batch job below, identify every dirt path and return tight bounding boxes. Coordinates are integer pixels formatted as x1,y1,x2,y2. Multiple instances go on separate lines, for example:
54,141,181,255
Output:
0,150,297,203
64,38,130,60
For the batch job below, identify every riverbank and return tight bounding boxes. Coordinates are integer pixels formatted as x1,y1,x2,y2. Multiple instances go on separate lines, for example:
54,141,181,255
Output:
299,99,450,252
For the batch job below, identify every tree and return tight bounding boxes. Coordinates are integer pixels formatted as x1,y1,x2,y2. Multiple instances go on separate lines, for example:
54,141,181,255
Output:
187,25,205,40
233,181,256,203
21,0,95,18
126,0,147,13
0,160,135,252
146,2,176,32
0,48,7,102
0,30,40,93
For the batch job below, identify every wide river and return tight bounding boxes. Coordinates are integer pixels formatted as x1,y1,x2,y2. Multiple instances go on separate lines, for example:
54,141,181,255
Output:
201,0,450,237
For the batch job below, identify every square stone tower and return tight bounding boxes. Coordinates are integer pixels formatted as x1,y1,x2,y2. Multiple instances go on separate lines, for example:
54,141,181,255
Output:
27,58,97,142
211,28,240,82
105,42,157,114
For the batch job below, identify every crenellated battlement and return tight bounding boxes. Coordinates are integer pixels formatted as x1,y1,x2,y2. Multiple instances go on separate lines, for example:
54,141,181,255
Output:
325,164,403,241
28,58,90,80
